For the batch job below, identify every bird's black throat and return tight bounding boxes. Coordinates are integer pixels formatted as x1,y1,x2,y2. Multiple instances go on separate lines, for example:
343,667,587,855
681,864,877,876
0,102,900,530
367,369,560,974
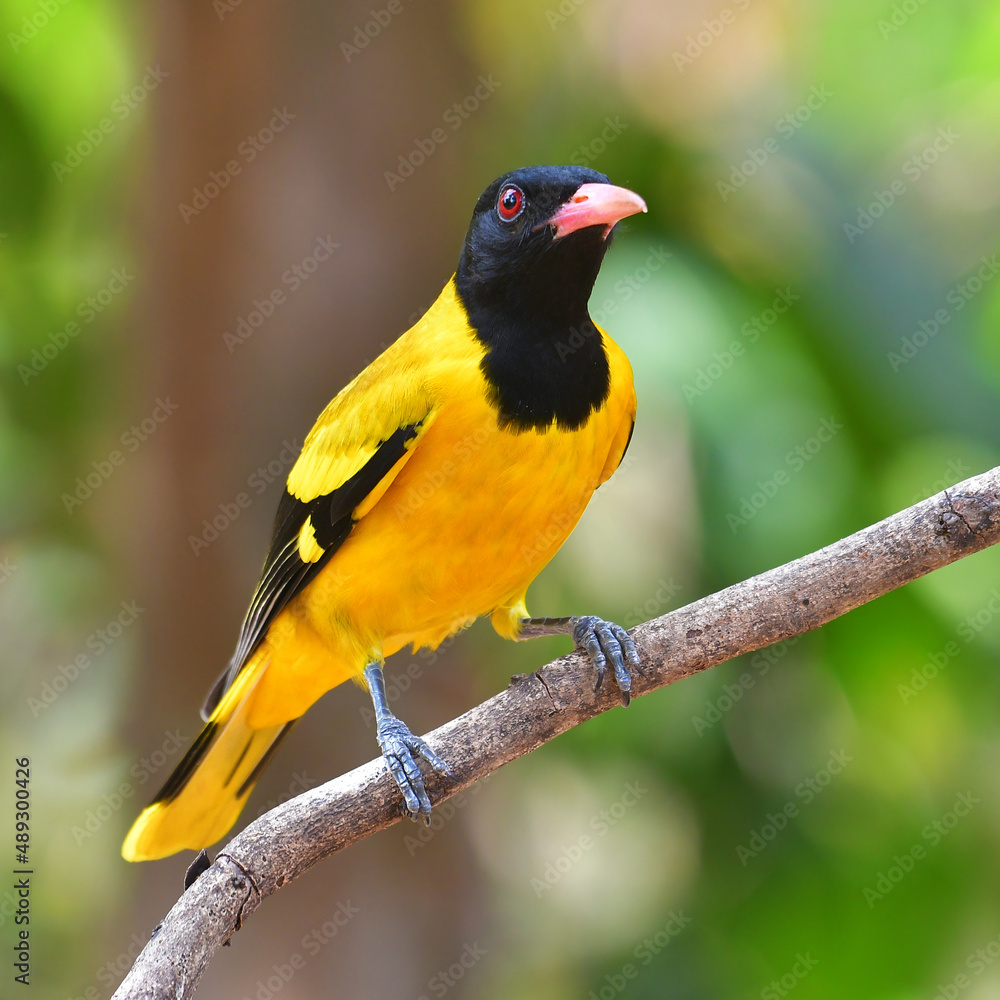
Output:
455,226,612,433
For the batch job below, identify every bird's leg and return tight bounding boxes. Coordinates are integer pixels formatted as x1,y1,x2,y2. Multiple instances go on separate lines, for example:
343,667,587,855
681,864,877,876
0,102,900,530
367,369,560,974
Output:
363,662,452,822
518,615,638,707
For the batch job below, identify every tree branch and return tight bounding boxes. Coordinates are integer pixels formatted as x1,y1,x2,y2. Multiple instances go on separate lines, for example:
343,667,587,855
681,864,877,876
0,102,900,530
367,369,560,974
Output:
112,466,1000,999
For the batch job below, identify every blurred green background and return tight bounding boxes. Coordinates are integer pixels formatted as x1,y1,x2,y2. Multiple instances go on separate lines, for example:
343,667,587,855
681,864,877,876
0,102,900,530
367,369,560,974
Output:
2,0,1000,997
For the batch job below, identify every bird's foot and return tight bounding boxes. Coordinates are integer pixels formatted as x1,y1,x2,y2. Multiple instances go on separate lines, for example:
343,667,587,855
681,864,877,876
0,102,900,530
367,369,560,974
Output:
375,714,452,822
570,615,638,707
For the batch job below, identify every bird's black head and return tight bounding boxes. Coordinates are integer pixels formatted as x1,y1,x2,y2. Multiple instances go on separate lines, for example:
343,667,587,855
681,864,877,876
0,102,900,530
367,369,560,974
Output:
453,165,646,432
455,165,646,328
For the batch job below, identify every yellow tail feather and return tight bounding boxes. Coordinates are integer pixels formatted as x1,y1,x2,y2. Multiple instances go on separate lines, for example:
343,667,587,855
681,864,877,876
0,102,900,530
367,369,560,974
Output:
121,656,288,862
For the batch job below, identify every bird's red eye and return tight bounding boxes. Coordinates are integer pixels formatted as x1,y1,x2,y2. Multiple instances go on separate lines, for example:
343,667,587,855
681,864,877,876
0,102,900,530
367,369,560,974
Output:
497,185,524,222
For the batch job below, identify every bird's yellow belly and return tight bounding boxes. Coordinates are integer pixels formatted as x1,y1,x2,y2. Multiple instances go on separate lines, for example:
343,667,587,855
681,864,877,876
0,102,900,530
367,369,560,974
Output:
329,401,613,649
245,397,623,729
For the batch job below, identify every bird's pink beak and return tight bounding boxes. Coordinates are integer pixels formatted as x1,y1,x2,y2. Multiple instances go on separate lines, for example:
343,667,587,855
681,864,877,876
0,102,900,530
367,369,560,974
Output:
546,183,647,240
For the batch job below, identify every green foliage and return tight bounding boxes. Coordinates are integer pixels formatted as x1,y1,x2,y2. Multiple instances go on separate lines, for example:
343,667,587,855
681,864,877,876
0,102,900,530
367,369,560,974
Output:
0,2,136,997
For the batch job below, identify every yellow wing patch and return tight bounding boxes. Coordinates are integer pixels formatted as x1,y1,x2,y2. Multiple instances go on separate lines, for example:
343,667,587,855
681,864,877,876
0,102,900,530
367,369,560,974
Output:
297,517,325,563
286,368,434,504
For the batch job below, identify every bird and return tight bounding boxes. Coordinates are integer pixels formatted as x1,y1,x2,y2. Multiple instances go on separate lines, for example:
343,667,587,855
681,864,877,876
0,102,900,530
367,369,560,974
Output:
122,164,646,862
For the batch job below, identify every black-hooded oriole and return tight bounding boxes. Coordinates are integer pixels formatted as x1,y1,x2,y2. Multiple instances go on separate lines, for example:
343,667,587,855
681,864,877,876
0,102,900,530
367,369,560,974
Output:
123,164,646,861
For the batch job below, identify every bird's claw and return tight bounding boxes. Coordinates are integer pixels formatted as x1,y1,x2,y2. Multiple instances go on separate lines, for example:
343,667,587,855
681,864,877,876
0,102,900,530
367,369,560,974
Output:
571,615,638,707
375,715,452,822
